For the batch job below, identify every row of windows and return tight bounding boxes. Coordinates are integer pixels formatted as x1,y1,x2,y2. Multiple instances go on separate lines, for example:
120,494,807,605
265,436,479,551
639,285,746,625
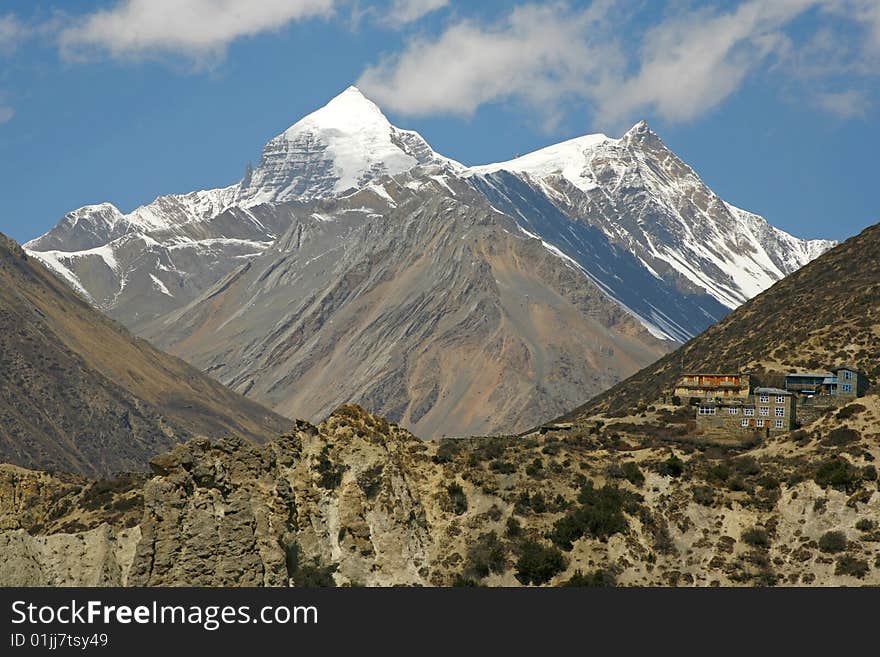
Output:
758,395,788,404
725,407,787,416
703,406,789,416
741,419,786,428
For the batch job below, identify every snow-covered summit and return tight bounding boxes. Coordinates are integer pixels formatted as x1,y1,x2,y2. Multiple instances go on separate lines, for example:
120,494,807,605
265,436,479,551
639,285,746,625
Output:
234,86,458,205
469,132,616,194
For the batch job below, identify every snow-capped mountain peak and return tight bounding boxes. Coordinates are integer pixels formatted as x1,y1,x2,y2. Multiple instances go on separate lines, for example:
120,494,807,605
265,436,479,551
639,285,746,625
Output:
284,85,391,136
234,85,456,206
469,132,616,195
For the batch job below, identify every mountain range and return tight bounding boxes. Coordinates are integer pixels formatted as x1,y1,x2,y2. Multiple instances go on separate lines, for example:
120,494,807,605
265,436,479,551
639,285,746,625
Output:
24,87,834,437
3,220,877,585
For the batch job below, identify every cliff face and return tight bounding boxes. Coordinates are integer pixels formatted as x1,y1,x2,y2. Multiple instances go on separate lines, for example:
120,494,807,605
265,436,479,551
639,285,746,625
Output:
4,403,878,587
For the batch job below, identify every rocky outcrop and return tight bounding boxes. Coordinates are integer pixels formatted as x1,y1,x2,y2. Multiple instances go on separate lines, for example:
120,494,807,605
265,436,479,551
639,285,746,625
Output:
3,403,878,587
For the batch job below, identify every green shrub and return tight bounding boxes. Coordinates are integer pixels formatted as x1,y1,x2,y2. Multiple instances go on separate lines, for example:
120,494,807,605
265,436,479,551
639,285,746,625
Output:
490,460,516,474
451,575,480,587
818,530,848,553
433,439,462,464
659,455,685,478
835,555,869,578
855,518,875,532
822,427,861,447
525,458,544,478
316,446,347,490
815,458,860,492
621,462,644,486
836,404,866,420
505,517,522,538
514,540,566,585
463,531,507,580
733,456,761,476
550,482,638,550
708,464,730,482
561,569,616,587
742,527,770,548
446,482,468,515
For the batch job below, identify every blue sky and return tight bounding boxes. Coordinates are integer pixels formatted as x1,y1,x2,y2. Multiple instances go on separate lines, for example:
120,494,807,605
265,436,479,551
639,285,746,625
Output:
0,0,878,244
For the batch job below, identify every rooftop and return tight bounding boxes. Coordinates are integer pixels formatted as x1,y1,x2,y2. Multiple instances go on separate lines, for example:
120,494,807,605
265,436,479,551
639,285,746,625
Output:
755,387,792,395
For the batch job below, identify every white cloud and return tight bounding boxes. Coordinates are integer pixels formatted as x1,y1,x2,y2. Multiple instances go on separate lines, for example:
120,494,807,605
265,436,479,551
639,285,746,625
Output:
0,14,27,54
359,3,618,119
595,0,820,125
358,0,880,129
384,0,449,27
814,89,870,118
59,0,335,61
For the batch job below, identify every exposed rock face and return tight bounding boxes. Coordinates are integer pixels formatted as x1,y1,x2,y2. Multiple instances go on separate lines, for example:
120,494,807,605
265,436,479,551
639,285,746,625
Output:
141,172,668,437
3,404,877,587
469,121,834,313
0,525,140,586
0,232,290,477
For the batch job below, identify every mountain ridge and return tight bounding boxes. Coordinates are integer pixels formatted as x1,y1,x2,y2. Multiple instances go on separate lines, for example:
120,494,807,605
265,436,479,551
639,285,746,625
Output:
0,231,290,477
559,220,879,422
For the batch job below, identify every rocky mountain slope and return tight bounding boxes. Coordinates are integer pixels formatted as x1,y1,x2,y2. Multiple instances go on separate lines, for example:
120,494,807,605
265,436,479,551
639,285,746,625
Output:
3,403,877,586
562,221,879,421
0,233,289,477
24,87,834,437
139,171,668,437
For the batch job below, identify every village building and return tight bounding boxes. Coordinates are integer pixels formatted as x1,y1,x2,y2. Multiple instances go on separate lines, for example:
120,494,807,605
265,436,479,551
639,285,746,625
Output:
673,373,751,403
695,387,796,438
785,366,869,400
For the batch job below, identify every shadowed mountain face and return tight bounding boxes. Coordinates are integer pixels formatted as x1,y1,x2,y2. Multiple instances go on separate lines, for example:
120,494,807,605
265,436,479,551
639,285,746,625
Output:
0,233,290,477
24,87,833,438
141,174,668,437
560,221,880,421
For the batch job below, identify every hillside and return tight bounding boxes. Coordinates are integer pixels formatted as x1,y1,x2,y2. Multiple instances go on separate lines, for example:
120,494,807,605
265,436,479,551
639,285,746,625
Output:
0,233,290,477
561,221,879,421
2,403,877,586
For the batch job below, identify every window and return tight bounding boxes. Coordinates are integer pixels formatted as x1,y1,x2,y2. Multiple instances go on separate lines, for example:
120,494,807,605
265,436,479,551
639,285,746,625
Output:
842,384,852,393
728,407,739,415
844,371,853,380
759,394,769,403
775,419,784,428
744,408,755,417
756,419,764,428
775,407,785,417
741,419,750,427
776,395,786,404
699,406,716,415
759,406,770,417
